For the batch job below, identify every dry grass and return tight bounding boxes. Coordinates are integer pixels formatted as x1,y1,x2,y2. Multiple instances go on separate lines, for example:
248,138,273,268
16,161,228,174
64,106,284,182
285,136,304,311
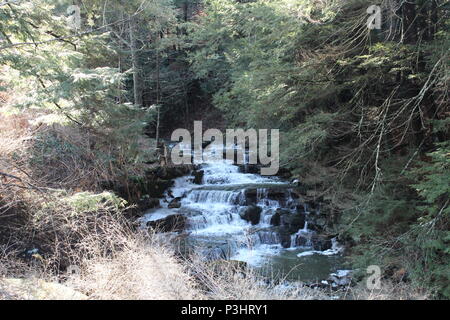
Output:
0,277,88,300
0,189,134,273
0,114,31,157
346,281,429,300
0,110,149,194
0,113,35,213
25,124,116,191
62,237,328,300
184,256,328,300
68,234,202,300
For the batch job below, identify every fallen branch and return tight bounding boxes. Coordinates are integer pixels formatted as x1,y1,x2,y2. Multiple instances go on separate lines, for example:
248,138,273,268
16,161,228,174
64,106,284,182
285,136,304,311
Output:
0,171,48,192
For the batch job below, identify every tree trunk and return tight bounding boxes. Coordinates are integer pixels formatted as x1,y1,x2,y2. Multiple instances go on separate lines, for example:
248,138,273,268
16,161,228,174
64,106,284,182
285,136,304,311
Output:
429,0,438,40
402,1,418,44
129,15,143,107
155,44,161,149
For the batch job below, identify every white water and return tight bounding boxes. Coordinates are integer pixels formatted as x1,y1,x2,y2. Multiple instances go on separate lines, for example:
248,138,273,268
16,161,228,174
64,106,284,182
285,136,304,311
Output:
141,149,342,271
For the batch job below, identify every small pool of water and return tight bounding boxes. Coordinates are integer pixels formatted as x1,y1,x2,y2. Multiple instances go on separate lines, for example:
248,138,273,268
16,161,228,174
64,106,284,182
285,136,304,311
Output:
255,248,345,282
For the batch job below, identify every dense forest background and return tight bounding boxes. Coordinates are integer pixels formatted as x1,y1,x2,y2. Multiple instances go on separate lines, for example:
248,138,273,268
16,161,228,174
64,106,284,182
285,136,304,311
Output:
0,0,448,298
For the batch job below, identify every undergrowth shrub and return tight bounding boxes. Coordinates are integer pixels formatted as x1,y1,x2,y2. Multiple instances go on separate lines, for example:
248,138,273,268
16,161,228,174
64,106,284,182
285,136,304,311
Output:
0,188,132,276
343,142,450,298
404,142,450,298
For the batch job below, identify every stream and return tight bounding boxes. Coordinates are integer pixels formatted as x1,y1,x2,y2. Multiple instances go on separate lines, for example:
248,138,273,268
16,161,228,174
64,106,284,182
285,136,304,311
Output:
141,148,345,284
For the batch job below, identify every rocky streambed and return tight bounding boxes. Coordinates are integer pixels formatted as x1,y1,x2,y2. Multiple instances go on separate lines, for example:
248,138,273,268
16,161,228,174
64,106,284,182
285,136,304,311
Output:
138,159,352,288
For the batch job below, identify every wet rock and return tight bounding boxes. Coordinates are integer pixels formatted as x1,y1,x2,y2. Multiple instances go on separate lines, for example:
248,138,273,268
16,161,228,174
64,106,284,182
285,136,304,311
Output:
267,190,286,202
168,197,182,209
240,205,262,225
243,189,257,205
290,191,300,199
270,211,281,226
295,235,310,247
289,214,306,230
270,208,289,227
192,170,204,184
327,270,353,288
244,187,290,206
203,246,228,260
280,211,305,233
311,234,333,251
278,226,292,248
205,176,229,184
272,209,306,245
277,208,291,216
147,214,186,232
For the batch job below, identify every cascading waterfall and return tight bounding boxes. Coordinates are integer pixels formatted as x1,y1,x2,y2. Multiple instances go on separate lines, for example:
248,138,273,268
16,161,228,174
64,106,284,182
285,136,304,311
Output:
141,150,343,280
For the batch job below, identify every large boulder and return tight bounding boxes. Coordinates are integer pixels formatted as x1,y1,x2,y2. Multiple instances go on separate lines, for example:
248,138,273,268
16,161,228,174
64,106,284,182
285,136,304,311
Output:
147,214,186,232
239,205,262,225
